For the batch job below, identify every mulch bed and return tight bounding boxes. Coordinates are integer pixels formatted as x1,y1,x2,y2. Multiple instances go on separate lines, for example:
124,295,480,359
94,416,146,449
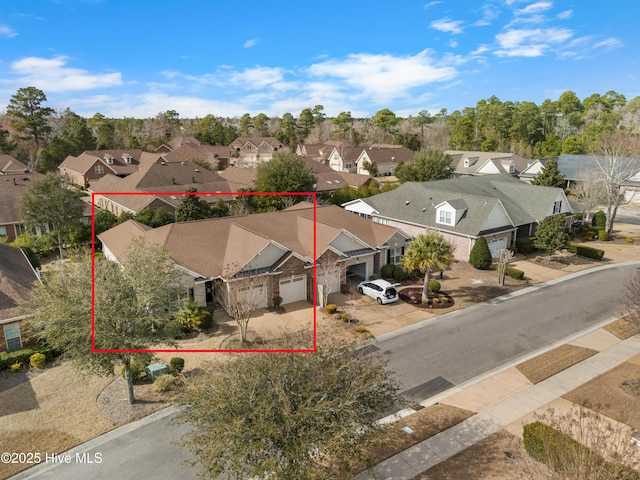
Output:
398,287,455,309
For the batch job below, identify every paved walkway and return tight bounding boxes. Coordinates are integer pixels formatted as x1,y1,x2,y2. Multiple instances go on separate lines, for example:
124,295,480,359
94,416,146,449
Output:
356,327,640,479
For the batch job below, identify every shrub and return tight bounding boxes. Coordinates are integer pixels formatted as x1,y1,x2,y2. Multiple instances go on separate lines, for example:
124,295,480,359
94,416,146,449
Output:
393,267,410,282
574,211,583,220
325,304,337,314
506,267,524,280
199,310,213,330
380,263,396,278
428,280,441,293
592,210,606,228
164,319,185,339
121,360,146,382
340,283,350,294
272,296,283,310
432,297,440,304
341,313,350,323
583,230,596,241
253,336,265,345
570,243,605,260
29,352,46,369
519,243,536,254
10,362,22,372
354,325,367,333
154,374,177,392
626,237,634,243
170,357,185,374
597,230,609,241
0,347,38,370
469,236,493,270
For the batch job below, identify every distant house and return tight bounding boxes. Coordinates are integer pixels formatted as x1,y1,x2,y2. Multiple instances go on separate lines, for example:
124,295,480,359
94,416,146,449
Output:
229,137,285,165
0,156,45,242
0,244,40,352
343,174,573,261
355,145,415,176
446,150,532,177
58,150,164,187
520,154,640,202
89,160,233,216
98,204,411,311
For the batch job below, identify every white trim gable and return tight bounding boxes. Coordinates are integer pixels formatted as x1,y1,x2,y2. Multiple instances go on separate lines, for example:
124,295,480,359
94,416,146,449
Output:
238,241,289,273
520,159,544,177
544,191,572,217
435,200,467,227
479,202,513,231
329,229,373,253
342,199,379,217
475,159,501,175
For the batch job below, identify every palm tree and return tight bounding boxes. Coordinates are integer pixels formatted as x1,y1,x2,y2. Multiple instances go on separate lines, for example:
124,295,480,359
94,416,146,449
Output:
401,232,454,302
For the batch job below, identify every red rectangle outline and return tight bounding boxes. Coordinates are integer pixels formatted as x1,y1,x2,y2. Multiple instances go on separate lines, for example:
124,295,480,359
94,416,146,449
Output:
91,190,317,353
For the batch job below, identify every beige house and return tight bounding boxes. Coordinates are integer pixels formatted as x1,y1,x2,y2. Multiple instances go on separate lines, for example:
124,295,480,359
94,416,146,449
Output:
229,137,285,165
98,204,411,312
355,145,415,176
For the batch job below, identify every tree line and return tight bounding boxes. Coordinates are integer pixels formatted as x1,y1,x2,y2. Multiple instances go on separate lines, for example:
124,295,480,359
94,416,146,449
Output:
3,87,640,174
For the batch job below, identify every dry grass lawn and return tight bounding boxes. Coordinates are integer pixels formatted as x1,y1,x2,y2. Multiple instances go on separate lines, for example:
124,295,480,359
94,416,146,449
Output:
516,344,598,384
604,316,640,340
563,360,640,430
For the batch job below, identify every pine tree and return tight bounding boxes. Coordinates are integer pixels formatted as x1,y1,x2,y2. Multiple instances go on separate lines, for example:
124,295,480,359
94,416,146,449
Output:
531,159,566,188
469,236,493,270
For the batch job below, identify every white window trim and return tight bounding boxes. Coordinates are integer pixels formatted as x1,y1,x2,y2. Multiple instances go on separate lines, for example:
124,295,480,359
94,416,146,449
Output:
437,209,453,225
4,323,22,352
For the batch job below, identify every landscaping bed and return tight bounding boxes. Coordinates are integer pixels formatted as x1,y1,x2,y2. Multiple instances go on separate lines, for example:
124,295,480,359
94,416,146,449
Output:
516,344,598,384
398,287,455,309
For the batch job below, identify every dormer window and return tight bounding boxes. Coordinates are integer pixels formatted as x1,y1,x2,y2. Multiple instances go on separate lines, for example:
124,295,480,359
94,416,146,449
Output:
438,210,453,225
464,158,470,168
123,154,132,164
105,155,114,165
508,164,515,174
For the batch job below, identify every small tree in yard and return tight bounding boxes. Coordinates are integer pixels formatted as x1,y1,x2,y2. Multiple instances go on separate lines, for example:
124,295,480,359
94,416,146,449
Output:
25,239,183,404
401,232,454,302
534,215,571,260
494,248,515,286
178,335,400,480
469,236,493,270
218,274,266,343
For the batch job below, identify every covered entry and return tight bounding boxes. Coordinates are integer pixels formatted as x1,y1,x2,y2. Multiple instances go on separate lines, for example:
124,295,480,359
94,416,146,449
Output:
279,275,307,305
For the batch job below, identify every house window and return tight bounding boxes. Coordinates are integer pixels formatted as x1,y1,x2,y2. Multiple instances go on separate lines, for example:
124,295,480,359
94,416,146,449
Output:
0,226,6,238
4,323,22,352
438,210,453,225
374,217,389,225
553,201,562,214
105,156,114,164
389,247,402,265
95,165,104,174
345,163,352,169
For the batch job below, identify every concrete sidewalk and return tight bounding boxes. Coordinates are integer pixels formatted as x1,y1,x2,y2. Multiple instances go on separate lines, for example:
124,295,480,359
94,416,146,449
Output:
356,331,640,480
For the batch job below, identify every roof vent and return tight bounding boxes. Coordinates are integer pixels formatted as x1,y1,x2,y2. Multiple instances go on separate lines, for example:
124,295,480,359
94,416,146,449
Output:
181,161,187,166
405,201,410,205
422,208,426,212
195,169,200,173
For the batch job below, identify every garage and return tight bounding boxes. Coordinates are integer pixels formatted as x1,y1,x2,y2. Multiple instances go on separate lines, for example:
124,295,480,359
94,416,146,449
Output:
236,282,268,309
279,275,307,305
346,262,367,282
487,237,507,257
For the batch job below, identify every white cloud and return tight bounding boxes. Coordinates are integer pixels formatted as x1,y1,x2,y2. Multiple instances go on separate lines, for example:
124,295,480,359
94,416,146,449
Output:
243,38,258,48
0,25,17,38
9,56,122,91
430,17,464,34
494,27,573,57
474,4,500,26
557,9,573,19
449,40,459,48
423,1,441,8
309,50,457,102
516,1,553,15
227,66,286,89
594,37,623,50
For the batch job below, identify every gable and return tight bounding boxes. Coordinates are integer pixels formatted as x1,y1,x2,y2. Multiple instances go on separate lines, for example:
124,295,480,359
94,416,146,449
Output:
476,160,502,175
240,242,289,273
479,202,513,231
329,231,370,253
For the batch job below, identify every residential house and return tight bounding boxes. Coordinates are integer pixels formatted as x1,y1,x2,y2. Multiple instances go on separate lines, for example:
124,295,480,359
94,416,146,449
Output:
0,244,40,352
343,174,572,261
295,143,334,163
98,204,411,312
520,154,640,202
326,145,364,173
163,144,231,170
229,137,285,165
58,149,165,188
355,145,415,176
0,158,45,242
90,160,233,216
154,135,203,153
446,150,532,177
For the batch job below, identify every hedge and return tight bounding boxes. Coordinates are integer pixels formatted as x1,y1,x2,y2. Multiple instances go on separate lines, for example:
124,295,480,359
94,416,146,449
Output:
0,344,58,371
569,243,604,260
506,267,524,280
393,266,410,282
380,263,396,278
523,421,640,479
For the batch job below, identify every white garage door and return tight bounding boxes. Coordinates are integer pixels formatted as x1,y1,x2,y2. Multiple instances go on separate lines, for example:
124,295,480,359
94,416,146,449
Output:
279,276,307,305
487,238,507,257
317,268,340,294
237,282,267,309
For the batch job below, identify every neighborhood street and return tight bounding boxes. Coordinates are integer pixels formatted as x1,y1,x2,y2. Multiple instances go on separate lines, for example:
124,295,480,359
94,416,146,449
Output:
10,262,640,480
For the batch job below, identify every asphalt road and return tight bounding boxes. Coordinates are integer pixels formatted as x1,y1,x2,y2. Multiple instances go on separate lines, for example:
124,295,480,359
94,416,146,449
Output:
379,263,639,400
10,262,640,480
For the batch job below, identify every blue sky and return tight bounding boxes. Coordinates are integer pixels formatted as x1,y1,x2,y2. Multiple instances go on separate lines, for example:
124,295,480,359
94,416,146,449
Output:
0,1,637,119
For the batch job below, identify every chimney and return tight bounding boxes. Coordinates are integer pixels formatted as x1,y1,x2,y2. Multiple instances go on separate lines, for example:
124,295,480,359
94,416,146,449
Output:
13,177,16,185
192,176,196,183
172,178,176,185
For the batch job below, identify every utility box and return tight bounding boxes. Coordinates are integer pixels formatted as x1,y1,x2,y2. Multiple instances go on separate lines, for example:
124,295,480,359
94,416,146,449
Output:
145,362,169,381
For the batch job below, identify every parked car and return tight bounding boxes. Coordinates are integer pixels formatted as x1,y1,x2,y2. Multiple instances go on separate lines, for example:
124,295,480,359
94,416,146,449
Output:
357,279,399,304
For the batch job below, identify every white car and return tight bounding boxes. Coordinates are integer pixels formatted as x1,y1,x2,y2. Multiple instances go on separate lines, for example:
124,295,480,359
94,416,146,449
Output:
357,279,400,304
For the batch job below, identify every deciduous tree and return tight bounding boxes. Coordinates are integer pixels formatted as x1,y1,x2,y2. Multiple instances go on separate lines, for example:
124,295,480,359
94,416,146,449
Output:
26,240,183,404
178,335,400,479
395,149,453,183
20,173,85,258
254,152,316,209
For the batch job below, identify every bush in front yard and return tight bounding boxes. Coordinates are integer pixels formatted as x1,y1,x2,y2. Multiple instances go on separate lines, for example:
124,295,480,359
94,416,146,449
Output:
597,230,609,241
469,236,493,270
428,280,441,293
392,266,410,282
325,304,337,314
154,374,178,392
381,263,396,278
170,357,185,374
121,360,146,382
29,352,46,369
592,210,606,228
506,267,524,280
569,243,604,260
